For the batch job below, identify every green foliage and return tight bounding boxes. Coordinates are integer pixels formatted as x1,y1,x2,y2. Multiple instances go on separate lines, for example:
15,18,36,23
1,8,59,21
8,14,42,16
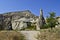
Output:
0,24,3,30
42,12,58,29
46,12,58,29
20,24,36,30
42,24,49,29
26,26,36,30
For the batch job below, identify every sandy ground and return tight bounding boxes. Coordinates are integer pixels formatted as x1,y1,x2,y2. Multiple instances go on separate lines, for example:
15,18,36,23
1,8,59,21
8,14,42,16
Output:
21,31,40,40
0,31,40,40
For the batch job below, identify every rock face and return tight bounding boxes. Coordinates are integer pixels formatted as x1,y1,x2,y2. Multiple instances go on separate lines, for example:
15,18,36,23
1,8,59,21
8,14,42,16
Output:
12,17,33,30
39,9,45,28
56,17,60,23
55,17,60,27
0,10,38,30
3,10,38,20
36,9,45,30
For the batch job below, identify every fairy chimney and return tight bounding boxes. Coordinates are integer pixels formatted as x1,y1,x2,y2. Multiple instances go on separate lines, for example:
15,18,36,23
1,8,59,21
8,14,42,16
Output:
36,9,45,30
39,9,45,28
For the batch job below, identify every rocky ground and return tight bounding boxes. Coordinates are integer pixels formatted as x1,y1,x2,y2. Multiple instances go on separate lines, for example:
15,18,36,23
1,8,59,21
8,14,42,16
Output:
21,31,40,40
0,31,40,40
38,27,60,40
0,28,60,40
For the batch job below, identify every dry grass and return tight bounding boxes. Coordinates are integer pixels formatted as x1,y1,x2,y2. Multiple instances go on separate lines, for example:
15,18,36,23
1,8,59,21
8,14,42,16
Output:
37,28,60,40
0,31,26,40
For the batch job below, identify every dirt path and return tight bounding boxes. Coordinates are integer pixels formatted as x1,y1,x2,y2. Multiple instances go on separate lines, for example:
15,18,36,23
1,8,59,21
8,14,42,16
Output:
21,31,40,40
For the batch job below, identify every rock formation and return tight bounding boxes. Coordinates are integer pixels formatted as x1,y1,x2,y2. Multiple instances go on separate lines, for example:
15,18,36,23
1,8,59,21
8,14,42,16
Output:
0,10,38,30
36,9,45,30
39,9,45,28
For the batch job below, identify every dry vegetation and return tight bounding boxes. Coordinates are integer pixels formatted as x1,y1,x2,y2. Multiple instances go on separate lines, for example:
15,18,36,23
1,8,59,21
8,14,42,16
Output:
37,27,60,40
0,31,26,40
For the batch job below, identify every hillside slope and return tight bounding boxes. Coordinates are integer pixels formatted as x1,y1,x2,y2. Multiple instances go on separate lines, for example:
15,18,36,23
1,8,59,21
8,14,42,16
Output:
0,10,38,30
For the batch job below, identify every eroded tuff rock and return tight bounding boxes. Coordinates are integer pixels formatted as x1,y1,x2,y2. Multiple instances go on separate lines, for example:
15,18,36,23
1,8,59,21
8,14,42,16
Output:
0,10,38,30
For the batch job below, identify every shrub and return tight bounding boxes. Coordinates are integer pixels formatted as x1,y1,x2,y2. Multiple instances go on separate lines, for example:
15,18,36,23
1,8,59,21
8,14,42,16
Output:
43,12,58,29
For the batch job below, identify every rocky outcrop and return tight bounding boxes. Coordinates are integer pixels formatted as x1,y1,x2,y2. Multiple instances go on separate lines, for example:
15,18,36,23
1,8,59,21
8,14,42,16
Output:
39,9,45,28
36,9,45,30
0,10,38,30
55,16,60,27
3,10,38,20
12,17,35,30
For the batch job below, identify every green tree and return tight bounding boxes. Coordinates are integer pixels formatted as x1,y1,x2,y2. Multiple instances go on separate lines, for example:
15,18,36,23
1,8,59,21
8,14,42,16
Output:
46,12,58,29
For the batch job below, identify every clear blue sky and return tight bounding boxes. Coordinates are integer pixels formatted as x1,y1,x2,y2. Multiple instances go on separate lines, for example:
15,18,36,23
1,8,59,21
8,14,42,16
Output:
0,0,60,17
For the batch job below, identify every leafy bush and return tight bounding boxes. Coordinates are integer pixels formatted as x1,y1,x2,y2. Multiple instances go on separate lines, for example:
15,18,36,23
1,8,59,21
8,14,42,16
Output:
26,26,36,30
43,12,58,29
